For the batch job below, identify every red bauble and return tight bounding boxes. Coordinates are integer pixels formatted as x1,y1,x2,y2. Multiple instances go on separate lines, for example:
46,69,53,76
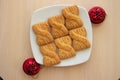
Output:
89,6,106,24
23,58,41,75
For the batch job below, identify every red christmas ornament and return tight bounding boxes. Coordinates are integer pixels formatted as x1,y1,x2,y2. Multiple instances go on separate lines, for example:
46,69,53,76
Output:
89,6,106,24
23,58,41,75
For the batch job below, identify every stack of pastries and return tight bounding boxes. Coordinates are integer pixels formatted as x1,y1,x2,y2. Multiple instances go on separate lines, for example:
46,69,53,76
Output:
32,5,90,66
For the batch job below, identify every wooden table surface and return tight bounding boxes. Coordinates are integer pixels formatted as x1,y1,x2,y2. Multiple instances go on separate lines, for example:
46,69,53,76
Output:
0,0,120,80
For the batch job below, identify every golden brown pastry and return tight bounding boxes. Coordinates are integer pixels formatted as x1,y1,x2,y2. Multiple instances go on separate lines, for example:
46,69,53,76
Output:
55,36,76,59
69,27,87,37
69,27,90,51
48,15,68,38
32,22,50,34
40,43,60,66
32,22,53,46
62,5,83,30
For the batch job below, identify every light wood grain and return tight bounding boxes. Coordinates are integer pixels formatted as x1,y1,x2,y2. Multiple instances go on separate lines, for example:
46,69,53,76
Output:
0,0,120,80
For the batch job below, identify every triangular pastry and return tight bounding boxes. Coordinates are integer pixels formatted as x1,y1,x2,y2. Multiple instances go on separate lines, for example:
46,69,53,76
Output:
62,5,83,30
55,36,76,59
48,15,68,38
70,27,87,37
40,43,60,66
69,27,90,51
32,22,50,34
32,22,53,46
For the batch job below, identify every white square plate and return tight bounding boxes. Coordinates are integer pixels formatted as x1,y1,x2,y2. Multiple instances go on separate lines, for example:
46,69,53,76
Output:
30,4,92,67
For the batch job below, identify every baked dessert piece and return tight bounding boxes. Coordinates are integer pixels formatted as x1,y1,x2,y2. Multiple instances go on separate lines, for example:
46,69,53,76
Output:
40,43,60,66
69,27,90,51
70,27,87,37
55,36,76,59
62,5,83,30
48,15,68,39
32,22,53,46
32,22,50,34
